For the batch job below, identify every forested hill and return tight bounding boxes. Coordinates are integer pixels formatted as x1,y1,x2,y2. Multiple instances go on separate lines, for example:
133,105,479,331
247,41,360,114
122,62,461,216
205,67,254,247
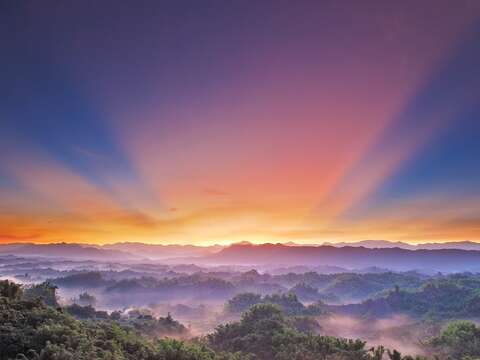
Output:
0,279,457,360
3,279,480,359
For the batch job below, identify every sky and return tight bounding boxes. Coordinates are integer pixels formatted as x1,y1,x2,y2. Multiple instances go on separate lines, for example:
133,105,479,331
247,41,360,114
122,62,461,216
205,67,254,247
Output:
1,0,480,245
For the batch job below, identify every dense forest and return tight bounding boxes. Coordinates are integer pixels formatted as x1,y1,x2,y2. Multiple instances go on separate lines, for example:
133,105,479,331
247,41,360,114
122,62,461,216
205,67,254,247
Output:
44,268,435,307
41,267,480,321
2,279,480,360
323,273,480,319
4,255,480,359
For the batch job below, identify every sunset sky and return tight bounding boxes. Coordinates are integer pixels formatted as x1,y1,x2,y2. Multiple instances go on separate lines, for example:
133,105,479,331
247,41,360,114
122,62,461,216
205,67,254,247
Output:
1,0,480,245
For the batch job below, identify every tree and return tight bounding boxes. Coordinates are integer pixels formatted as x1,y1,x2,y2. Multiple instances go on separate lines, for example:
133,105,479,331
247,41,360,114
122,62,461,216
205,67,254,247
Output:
0,280,23,300
225,292,261,313
209,303,381,360
290,283,320,302
23,281,59,307
430,320,480,359
76,291,96,307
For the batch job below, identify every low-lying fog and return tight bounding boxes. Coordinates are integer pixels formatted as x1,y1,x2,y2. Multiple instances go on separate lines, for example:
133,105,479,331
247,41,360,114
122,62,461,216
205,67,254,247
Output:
318,314,430,356
4,254,480,357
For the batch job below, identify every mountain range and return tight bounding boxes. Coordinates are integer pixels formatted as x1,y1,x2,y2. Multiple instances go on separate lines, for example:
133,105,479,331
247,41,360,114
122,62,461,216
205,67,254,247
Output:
1,241,480,272
200,242,480,272
321,240,480,251
0,243,137,261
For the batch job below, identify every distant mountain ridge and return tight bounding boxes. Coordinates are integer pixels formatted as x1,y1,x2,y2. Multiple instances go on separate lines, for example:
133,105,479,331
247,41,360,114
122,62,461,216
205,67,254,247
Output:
228,239,480,251
0,242,223,261
99,242,223,259
1,241,480,268
201,243,480,272
321,240,480,251
0,243,139,261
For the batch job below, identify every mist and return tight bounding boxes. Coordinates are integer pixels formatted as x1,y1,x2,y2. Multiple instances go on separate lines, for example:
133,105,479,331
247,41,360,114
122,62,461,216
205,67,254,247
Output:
3,246,480,359
317,314,430,356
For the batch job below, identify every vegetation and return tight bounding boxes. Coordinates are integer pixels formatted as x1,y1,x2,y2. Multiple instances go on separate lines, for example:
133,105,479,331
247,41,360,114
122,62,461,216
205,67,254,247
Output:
274,271,426,302
0,279,438,360
430,320,480,359
3,271,480,360
52,272,109,288
128,312,189,339
74,292,97,307
64,304,189,339
65,303,110,320
225,292,262,313
226,292,326,316
42,268,434,307
23,282,59,307
210,303,427,360
290,282,331,302
0,280,23,300
0,280,235,360
336,275,480,319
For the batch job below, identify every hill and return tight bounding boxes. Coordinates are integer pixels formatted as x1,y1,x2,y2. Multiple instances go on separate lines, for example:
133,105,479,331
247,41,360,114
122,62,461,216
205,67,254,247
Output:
100,242,223,260
322,240,480,251
0,243,139,261
202,243,480,272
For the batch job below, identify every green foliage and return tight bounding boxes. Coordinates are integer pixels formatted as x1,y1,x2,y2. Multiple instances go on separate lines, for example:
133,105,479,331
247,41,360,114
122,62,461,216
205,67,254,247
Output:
64,303,99,319
289,283,320,302
342,275,480,319
23,282,59,307
106,276,235,300
0,279,473,360
225,293,262,313
0,294,222,360
385,349,428,360
225,292,326,316
129,312,188,339
65,304,188,338
0,280,23,300
287,316,321,333
276,271,426,303
262,293,305,316
76,292,97,307
209,303,381,360
430,320,480,359
52,272,107,288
